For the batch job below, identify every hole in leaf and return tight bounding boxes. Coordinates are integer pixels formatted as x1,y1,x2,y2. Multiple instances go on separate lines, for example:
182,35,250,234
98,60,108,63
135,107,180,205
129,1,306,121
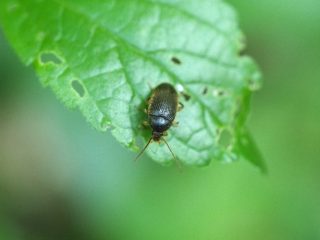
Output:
171,56,182,65
40,52,62,64
218,128,233,148
72,80,85,97
176,83,184,92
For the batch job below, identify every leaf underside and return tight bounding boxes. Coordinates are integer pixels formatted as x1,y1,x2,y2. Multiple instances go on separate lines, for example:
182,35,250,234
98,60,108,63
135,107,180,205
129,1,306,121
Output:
0,0,265,169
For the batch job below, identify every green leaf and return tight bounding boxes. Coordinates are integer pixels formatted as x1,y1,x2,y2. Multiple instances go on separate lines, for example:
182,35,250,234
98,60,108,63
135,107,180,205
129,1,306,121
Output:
0,0,264,168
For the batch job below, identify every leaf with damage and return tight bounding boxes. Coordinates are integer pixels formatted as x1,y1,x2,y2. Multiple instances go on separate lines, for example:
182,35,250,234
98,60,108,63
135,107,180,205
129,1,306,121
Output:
0,0,265,169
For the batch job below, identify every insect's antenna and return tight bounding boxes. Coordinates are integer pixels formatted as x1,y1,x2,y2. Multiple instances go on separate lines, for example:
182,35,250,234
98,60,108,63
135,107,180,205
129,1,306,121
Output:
134,137,153,161
162,138,182,170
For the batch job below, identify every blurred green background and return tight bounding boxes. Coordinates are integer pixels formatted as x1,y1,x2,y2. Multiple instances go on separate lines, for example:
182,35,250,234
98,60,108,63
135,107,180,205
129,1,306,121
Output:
1,0,320,239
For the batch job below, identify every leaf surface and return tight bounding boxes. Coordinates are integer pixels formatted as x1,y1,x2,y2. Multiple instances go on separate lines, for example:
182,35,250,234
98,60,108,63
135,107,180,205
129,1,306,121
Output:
0,0,264,168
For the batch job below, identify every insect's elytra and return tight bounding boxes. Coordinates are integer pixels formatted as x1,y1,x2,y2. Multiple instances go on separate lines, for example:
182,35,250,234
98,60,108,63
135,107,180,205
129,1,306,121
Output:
135,83,182,166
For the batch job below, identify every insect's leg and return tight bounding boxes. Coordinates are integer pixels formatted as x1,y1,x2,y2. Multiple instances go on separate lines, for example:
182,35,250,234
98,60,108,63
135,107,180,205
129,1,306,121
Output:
137,120,149,129
180,92,191,101
142,120,149,128
134,105,148,129
135,100,148,112
178,102,184,111
172,121,179,127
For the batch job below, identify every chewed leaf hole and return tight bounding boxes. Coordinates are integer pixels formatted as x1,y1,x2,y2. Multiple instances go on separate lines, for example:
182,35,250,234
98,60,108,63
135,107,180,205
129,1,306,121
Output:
218,128,233,148
72,80,85,97
40,52,62,64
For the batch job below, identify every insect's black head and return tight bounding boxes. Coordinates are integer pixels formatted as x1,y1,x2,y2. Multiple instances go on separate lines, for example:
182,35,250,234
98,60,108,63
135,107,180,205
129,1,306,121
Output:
152,131,163,141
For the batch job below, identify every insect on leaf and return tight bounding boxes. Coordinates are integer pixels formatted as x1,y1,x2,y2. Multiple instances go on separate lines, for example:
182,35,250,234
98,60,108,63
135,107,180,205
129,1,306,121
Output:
0,0,265,169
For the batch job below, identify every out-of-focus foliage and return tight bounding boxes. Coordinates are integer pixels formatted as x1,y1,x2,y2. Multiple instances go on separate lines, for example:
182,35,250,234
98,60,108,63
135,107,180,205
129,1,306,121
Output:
0,0,263,167
0,0,320,240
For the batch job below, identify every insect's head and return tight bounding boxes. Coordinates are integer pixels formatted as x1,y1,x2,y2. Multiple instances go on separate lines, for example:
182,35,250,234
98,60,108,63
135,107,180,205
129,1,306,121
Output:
152,131,163,141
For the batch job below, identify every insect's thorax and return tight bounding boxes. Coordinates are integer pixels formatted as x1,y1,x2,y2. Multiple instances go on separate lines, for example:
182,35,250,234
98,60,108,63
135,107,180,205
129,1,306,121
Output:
149,115,171,133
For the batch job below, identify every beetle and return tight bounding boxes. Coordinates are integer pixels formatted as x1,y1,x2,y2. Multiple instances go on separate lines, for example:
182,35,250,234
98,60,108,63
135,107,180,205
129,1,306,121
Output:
135,82,182,165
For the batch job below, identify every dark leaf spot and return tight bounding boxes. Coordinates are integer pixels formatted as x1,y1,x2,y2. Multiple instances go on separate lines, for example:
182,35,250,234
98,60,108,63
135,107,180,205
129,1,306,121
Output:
202,87,208,95
171,56,181,65
218,90,225,96
213,89,225,97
